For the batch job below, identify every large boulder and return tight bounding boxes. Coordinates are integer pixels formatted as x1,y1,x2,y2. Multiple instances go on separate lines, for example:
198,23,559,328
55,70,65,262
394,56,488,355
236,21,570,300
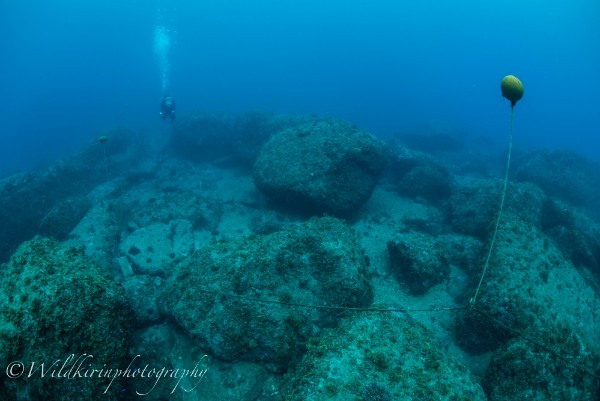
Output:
253,120,389,216
516,149,600,218
541,198,600,275
38,195,92,239
482,324,599,401
455,212,600,358
0,129,139,262
0,237,134,400
232,111,327,167
283,312,487,400
387,232,450,295
160,217,373,372
388,145,454,203
448,179,546,239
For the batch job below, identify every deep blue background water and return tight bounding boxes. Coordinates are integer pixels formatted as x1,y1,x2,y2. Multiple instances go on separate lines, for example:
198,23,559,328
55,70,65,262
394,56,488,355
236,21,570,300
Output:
1,0,599,175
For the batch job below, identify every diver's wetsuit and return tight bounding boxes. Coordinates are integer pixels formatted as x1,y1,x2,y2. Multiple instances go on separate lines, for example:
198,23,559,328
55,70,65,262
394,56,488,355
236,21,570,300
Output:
160,96,176,122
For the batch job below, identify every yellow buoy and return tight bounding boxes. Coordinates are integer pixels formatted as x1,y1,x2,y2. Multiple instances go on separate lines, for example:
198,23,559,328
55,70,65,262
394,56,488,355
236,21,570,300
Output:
99,135,108,143
472,74,524,307
501,75,524,107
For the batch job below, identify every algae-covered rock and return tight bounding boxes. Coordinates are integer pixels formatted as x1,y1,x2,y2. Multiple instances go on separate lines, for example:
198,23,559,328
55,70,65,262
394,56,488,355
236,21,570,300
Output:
456,212,600,358
542,197,600,274
232,111,328,167
0,237,134,400
160,217,373,372
449,179,546,238
253,119,389,216
483,323,600,401
282,312,486,401
0,129,139,263
0,307,20,377
120,274,163,326
129,191,222,232
120,219,194,276
516,149,600,217
388,144,454,202
387,232,450,295
38,195,92,240
397,163,453,202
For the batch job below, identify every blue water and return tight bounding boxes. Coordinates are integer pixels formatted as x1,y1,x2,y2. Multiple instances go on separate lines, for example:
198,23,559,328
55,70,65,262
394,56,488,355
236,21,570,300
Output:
1,0,599,175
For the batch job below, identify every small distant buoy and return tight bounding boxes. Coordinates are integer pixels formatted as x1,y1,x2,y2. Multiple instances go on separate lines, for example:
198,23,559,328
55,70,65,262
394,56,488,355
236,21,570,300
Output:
99,135,108,143
501,75,524,107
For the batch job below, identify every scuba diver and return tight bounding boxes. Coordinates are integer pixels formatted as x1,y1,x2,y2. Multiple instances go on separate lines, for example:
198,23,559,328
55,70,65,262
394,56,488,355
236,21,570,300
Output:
160,94,176,122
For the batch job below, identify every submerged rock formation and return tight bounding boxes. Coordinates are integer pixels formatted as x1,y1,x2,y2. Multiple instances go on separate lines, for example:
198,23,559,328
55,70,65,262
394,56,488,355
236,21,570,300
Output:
253,119,389,216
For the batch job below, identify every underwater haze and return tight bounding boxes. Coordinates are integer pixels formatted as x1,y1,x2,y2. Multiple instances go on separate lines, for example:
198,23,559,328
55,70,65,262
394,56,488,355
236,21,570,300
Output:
3,2,600,400
1,0,599,175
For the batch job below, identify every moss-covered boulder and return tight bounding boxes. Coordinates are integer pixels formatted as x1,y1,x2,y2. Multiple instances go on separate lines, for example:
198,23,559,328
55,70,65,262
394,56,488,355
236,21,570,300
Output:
232,111,328,167
449,179,546,238
253,120,389,216
160,217,373,372
0,237,134,400
456,212,600,360
0,129,138,262
38,195,91,240
387,232,450,295
541,197,600,275
282,312,486,401
516,149,600,218
388,144,454,202
483,323,600,400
